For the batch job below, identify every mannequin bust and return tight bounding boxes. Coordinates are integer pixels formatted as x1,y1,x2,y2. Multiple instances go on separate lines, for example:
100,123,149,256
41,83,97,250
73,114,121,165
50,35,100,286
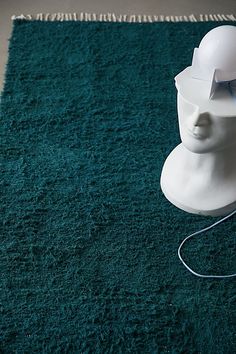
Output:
160,26,236,216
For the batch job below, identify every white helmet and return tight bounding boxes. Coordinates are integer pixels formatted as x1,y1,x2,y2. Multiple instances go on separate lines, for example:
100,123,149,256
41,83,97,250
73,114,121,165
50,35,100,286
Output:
191,25,236,98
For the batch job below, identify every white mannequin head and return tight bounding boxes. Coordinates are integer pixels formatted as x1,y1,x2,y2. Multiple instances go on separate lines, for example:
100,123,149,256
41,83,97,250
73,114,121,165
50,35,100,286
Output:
161,25,236,216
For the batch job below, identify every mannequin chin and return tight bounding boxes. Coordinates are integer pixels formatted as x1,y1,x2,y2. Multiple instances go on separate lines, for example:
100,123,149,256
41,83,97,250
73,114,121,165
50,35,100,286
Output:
160,91,236,216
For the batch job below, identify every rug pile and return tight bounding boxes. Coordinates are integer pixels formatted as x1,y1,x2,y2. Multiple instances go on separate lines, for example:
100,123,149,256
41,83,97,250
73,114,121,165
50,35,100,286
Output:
1,19,235,352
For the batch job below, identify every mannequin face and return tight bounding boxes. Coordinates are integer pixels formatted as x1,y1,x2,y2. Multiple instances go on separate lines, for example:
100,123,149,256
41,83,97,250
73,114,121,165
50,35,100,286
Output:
177,92,236,153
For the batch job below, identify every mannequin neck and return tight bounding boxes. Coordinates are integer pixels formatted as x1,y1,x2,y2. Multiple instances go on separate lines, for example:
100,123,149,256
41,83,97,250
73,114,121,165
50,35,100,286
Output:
161,143,236,215
182,144,236,186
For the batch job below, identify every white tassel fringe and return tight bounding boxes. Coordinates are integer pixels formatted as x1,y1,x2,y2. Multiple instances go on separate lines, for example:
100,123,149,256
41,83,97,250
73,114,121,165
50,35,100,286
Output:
11,13,236,22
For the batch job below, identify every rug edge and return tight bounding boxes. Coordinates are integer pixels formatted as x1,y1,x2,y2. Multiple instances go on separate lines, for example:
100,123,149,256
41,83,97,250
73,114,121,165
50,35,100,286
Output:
11,13,236,23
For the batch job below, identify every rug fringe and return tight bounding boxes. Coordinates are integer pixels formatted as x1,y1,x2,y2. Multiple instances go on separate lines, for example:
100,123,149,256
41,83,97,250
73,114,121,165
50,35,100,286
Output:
11,13,236,22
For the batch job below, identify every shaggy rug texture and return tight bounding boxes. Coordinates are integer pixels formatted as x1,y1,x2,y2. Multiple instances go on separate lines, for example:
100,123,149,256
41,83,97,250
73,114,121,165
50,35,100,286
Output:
1,19,235,353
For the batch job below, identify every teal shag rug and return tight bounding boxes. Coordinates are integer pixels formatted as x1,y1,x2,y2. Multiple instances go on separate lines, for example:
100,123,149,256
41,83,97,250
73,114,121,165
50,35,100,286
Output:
1,19,236,353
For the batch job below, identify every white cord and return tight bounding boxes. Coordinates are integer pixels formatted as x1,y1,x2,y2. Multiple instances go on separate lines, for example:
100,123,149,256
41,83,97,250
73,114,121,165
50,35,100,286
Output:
178,209,236,278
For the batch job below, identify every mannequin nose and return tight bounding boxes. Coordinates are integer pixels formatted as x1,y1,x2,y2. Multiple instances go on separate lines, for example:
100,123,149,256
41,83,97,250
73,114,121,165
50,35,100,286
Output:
188,111,211,128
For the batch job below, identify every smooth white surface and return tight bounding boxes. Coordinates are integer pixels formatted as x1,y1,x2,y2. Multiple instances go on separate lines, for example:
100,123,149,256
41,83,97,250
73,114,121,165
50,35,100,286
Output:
161,144,236,216
161,31,236,217
191,25,236,97
192,25,236,82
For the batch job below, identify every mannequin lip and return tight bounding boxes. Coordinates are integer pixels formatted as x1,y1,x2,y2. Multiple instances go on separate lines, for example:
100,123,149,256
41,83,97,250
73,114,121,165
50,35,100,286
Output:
187,128,208,139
